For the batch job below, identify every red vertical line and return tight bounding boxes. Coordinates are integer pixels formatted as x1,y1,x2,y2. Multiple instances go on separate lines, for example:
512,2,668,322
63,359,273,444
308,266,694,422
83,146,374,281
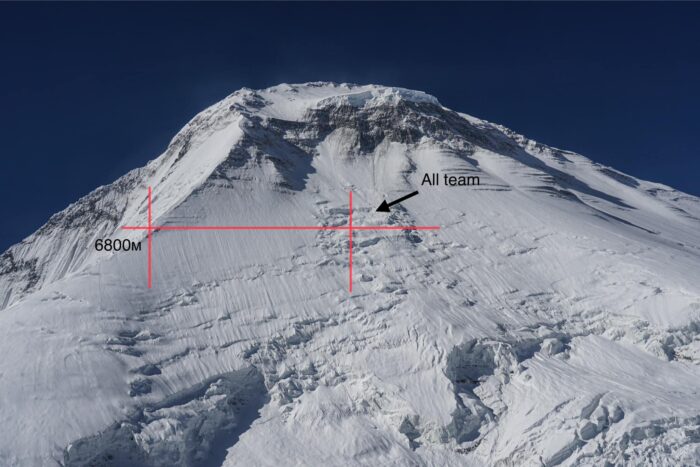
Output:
148,186,152,289
349,191,353,293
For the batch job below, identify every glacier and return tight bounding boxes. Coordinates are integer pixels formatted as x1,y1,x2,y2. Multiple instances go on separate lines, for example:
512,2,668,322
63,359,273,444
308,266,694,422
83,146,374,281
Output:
1,82,700,466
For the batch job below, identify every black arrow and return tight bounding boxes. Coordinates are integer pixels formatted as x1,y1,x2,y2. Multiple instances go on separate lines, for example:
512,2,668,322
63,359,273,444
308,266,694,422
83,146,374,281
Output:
376,190,419,212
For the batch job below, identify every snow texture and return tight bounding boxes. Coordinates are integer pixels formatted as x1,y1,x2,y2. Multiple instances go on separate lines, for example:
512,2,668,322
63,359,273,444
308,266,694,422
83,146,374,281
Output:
1,82,700,466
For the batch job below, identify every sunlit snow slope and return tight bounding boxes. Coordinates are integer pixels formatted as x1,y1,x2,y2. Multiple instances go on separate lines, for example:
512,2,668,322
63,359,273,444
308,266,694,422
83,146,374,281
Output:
1,83,700,466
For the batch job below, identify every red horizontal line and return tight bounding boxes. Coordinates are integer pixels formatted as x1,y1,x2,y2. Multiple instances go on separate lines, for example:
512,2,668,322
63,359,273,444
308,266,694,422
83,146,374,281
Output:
353,226,440,231
122,225,439,231
123,225,347,231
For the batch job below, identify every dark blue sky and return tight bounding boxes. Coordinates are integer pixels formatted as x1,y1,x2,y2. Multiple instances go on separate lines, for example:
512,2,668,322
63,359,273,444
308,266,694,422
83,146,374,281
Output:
1,3,699,251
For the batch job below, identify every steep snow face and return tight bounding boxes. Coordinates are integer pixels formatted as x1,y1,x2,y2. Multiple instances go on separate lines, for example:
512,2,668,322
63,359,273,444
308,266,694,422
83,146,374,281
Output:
2,82,700,466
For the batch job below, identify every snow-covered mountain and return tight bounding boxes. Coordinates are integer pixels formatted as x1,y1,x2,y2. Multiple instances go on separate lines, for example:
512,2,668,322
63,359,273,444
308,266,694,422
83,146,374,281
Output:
2,82,700,466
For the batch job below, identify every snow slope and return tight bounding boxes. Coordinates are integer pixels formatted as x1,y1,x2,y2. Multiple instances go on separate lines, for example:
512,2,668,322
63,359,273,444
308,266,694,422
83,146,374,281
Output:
1,82,700,466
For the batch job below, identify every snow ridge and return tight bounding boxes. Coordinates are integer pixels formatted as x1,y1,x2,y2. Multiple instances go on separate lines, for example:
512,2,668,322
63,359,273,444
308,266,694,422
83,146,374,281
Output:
1,82,700,466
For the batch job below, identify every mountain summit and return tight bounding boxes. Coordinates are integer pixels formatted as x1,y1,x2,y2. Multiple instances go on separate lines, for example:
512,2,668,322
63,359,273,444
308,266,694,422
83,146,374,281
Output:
1,82,700,466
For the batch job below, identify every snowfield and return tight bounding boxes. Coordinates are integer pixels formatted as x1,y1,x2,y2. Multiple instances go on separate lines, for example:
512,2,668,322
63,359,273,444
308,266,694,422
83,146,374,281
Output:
1,82,700,466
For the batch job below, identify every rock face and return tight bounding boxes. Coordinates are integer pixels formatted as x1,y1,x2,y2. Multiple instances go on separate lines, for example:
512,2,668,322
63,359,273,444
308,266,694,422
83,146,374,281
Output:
1,82,700,466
